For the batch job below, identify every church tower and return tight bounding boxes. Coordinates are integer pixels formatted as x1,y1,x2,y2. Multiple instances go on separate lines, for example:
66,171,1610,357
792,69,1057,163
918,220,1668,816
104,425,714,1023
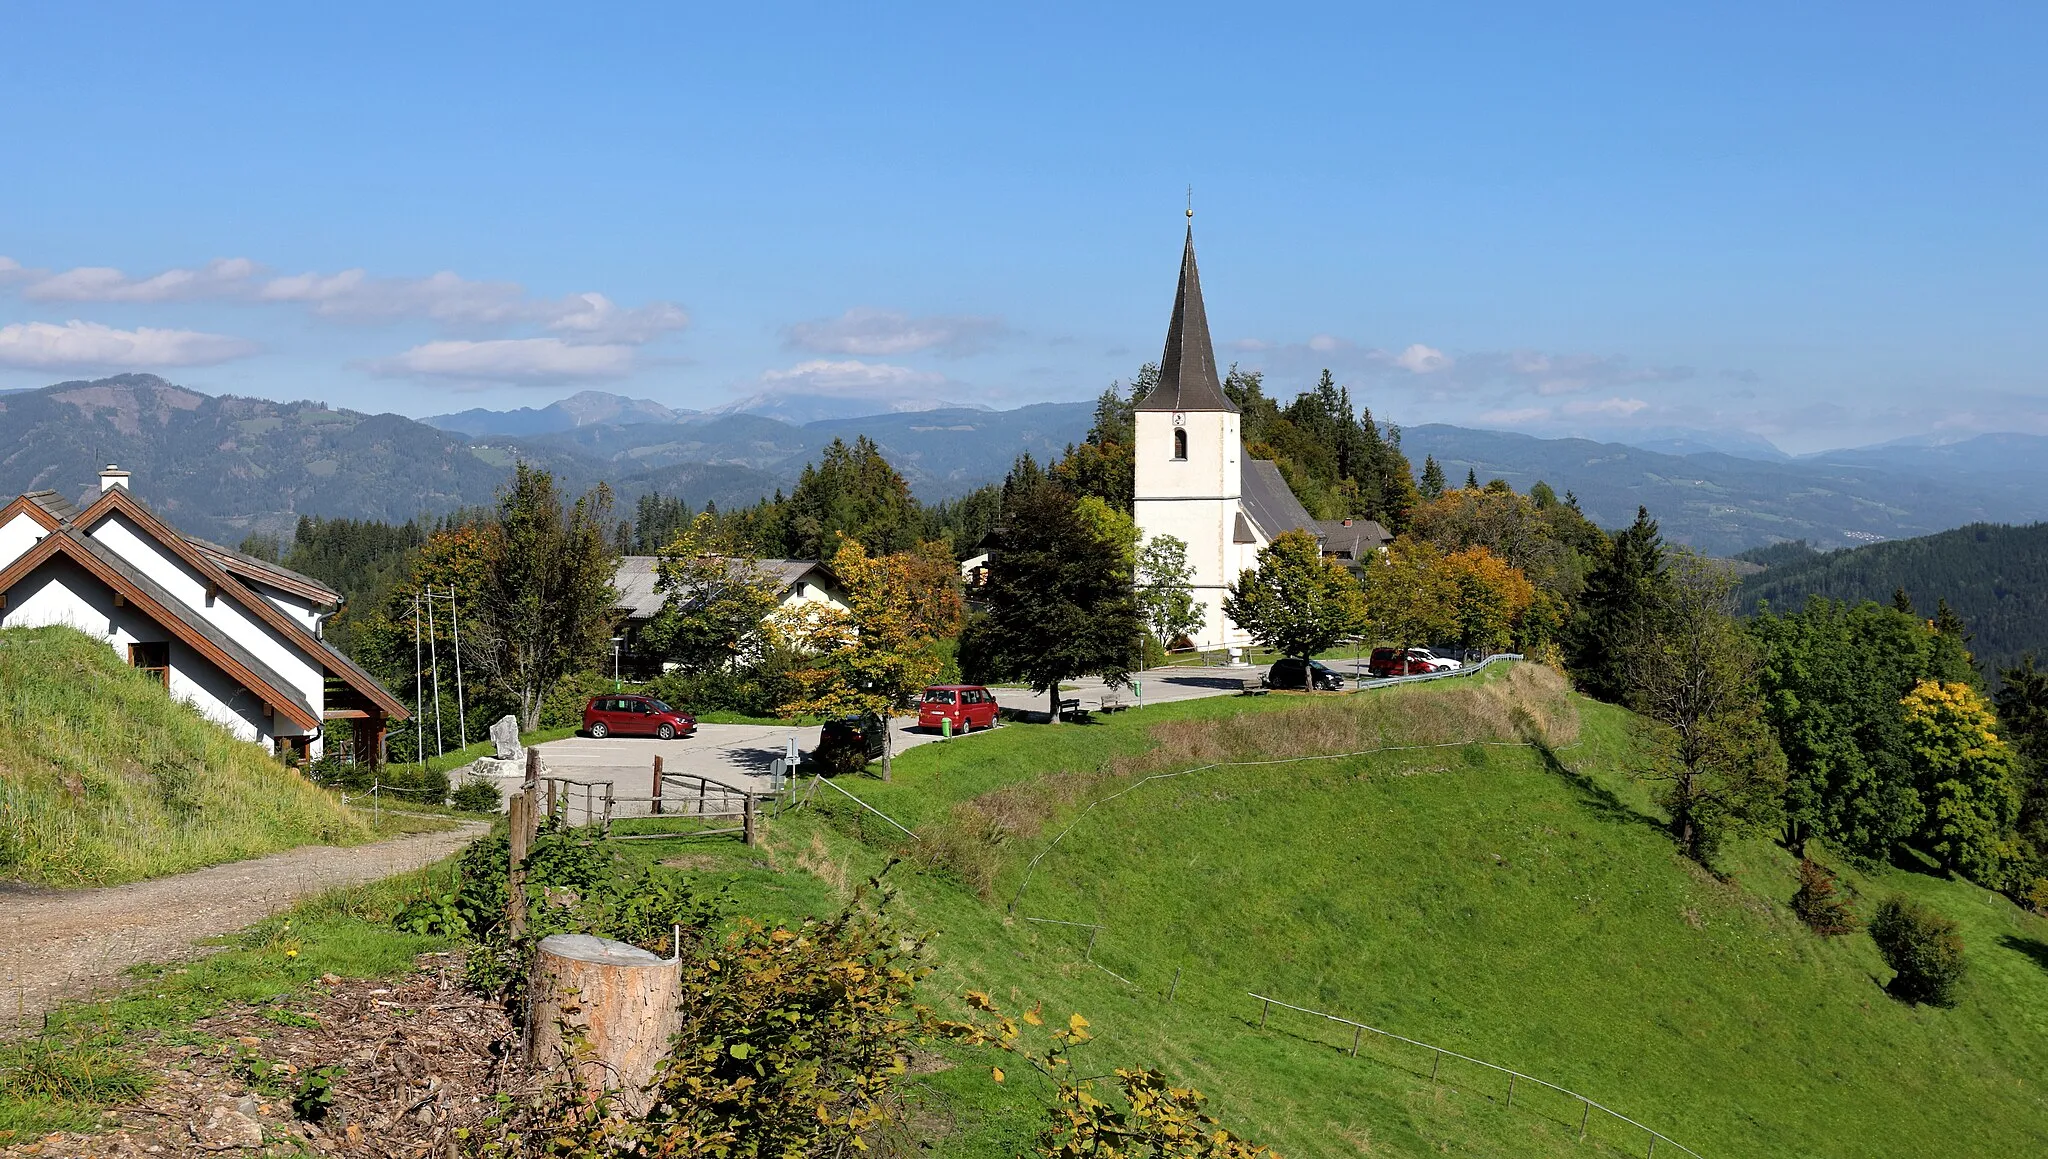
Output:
1133,225,1246,650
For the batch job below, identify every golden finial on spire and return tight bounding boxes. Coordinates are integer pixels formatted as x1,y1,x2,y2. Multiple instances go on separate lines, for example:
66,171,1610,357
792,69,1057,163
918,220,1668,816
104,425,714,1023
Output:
1186,185,1194,219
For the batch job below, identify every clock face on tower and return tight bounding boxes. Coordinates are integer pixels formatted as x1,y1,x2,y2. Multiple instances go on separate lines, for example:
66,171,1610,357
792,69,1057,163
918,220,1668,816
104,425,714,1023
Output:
1172,411,1186,428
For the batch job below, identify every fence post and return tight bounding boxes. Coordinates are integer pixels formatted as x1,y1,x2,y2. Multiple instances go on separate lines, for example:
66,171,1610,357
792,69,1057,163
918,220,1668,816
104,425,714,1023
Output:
1580,1100,1591,1140
1167,967,1181,1004
1086,926,1099,962
1431,1049,1441,1081
1506,1074,1515,1107
1350,1026,1362,1057
507,792,530,937
743,795,757,846
651,756,664,815
1647,1136,1656,1158
1260,999,1271,1029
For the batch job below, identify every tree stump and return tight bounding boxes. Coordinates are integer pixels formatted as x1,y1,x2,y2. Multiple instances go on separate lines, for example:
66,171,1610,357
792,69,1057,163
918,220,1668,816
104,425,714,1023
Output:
526,934,682,1115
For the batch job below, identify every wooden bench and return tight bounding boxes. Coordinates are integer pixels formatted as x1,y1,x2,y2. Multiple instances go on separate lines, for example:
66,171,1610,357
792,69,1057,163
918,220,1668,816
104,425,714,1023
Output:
1057,697,1085,721
1099,691,1129,713
1239,677,1269,696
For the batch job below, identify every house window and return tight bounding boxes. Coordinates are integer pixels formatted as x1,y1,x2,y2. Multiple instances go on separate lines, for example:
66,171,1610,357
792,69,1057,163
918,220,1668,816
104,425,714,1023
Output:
128,641,169,688
1172,428,1188,461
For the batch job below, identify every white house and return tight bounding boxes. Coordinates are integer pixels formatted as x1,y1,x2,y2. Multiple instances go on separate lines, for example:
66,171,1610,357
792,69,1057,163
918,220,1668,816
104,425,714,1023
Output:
0,468,410,761
1132,226,1324,650
610,554,850,671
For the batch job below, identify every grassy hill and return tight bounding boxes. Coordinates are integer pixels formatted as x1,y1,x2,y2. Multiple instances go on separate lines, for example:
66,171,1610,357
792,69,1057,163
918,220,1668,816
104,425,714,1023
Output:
1736,521,2048,680
665,664,2048,1157
0,626,375,886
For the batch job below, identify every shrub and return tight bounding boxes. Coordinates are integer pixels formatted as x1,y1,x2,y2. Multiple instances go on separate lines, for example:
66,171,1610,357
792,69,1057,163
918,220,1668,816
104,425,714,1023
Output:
1869,896,1966,1006
646,650,804,719
1791,857,1859,935
449,779,504,813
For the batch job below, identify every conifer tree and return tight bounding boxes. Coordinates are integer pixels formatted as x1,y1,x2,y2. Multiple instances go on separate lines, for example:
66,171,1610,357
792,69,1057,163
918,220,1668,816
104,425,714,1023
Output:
1419,455,1446,500
1569,505,1669,702
1465,467,1480,490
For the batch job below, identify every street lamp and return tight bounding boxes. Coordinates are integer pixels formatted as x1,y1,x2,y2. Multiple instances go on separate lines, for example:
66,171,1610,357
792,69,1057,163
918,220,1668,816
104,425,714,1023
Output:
612,636,625,691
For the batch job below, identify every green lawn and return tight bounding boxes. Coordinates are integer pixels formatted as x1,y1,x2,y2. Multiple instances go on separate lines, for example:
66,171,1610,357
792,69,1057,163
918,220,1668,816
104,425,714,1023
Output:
664,663,2048,1158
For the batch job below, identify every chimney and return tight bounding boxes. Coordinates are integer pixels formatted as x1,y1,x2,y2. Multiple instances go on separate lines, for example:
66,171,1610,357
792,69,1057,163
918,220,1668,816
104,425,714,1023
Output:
99,465,130,493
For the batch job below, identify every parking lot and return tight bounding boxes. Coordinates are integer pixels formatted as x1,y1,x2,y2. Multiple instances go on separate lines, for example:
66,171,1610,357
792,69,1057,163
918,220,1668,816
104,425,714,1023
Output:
464,661,1293,814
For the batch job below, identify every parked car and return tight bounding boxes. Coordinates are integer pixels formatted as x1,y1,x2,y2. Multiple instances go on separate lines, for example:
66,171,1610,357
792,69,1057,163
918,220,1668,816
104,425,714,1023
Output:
1407,647,1462,672
917,684,1000,733
1366,647,1435,678
816,711,888,774
1263,656,1347,691
582,694,696,740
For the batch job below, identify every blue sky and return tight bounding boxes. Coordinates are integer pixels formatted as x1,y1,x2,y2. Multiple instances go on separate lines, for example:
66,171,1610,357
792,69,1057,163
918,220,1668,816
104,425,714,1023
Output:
2,1,2043,451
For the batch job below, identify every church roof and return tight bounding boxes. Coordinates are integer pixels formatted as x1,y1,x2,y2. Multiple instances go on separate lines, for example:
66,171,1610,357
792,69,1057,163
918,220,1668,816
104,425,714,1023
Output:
1136,226,1238,415
1240,459,1318,542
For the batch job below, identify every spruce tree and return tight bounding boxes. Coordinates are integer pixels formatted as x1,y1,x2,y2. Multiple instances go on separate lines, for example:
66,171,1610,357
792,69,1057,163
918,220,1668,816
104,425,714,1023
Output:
1569,505,1669,702
1419,455,1445,500
1465,467,1480,491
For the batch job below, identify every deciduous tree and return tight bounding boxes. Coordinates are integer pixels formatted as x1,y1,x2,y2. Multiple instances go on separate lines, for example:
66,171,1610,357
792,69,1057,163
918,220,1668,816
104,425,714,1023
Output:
1137,534,1206,651
483,463,619,731
1901,680,2022,879
646,514,784,672
1224,529,1365,661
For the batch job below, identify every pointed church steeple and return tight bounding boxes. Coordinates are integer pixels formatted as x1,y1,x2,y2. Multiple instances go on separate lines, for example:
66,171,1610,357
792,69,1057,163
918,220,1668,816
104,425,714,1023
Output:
1136,225,1239,414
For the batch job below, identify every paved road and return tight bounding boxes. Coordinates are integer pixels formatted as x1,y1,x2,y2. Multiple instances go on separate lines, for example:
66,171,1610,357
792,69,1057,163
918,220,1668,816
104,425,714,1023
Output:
472,663,1280,818
0,820,487,1034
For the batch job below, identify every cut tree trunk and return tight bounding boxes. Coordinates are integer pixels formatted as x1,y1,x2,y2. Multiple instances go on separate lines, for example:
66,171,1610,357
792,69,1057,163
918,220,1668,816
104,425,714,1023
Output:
526,933,683,1116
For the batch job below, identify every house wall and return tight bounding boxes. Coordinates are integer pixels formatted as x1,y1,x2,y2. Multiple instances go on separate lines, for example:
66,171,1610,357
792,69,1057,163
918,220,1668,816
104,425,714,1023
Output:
0,557,279,744
1133,408,1251,650
86,512,322,738
0,510,46,573
779,579,849,614
247,579,326,635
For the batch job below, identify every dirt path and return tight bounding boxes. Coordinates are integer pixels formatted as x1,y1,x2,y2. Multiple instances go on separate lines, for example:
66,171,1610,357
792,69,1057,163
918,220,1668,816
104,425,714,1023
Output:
0,820,488,1034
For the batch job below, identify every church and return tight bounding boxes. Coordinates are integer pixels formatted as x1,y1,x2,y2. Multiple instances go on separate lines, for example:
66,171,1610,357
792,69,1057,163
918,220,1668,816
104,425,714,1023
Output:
1132,224,1388,651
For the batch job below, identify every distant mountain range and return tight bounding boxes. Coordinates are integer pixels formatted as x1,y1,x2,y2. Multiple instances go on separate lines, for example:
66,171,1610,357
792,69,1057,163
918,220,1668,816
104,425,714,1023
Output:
7,377,2048,556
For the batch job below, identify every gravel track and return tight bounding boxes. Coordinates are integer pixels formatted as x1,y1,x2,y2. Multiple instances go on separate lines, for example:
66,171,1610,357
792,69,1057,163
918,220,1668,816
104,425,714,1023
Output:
0,821,487,1034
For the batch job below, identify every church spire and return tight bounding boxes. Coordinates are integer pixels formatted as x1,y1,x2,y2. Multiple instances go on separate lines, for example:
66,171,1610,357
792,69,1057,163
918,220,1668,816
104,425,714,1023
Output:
1136,224,1238,414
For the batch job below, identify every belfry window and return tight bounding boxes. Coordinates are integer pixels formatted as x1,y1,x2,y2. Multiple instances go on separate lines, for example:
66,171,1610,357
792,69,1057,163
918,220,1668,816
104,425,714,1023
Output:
1172,428,1188,461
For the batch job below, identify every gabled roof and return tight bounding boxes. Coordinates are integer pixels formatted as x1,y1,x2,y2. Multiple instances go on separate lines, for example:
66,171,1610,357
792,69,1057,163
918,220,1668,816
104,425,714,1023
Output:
0,529,321,730
1,493,64,533
24,490,78,523
1135,226,1238,415
1239,458,1317,542
66,487,408,720
185,536,341,608
1314,518,1392,560
612,556,840,620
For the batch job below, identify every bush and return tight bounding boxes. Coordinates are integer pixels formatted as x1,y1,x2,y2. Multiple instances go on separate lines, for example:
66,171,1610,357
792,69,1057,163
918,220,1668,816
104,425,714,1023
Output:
1869,896,1966,1006
304,756,448,804
449,779,504,813
1791,857,1859,936
646,649,803,719
541,671,616,730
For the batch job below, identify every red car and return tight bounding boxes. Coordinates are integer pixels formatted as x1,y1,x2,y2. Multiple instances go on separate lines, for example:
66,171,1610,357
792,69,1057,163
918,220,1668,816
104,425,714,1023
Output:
1366,648,1438,678
917,685,1000,733
582,694,696,739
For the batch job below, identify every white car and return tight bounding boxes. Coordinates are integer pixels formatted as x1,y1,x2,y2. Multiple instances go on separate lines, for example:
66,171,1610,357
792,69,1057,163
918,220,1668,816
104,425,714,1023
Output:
1407,648,1461,672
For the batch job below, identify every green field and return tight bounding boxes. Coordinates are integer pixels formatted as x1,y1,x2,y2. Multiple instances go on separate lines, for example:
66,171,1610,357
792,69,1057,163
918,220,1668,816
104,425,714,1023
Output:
672,663,2048,1158
0,625,383,885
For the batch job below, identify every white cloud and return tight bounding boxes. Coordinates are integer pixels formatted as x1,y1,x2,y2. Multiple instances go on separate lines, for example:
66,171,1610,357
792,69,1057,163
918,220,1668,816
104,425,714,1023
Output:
546,293,691,344
1563,397,1650,417
760,358,947,393
1306,333,1344,353
1394,343,1451,373
23,258,261,303
0,257,32,283
1477,406,1552,425
366,338,636,386
784,308,1005,357
0,320,258,370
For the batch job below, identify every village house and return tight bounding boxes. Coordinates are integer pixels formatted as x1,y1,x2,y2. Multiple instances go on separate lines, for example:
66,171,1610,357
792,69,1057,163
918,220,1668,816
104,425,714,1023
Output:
0,467,410,762
609,554,850,673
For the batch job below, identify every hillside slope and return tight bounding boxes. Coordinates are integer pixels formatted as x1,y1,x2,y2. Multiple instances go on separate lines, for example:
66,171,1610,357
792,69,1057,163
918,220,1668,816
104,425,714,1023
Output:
0,626,374,886
697,666,2048,1157
1737,521,2048,679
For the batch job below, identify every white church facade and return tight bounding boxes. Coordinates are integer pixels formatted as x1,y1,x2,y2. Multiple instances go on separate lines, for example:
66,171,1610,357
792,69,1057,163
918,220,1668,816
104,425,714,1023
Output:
1133,226,1333,651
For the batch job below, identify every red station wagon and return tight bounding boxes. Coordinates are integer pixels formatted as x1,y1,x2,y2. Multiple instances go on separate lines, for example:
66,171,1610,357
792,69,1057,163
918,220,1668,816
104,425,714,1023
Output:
917,685,999,733
582,694,696,740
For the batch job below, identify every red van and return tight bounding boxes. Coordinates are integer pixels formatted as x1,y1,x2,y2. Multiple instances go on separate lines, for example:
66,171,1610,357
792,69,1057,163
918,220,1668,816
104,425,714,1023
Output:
582,694,696,739
917,685,999,733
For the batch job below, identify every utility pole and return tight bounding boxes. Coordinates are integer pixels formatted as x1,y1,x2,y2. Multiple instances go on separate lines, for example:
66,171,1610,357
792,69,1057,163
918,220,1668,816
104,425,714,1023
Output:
449,584,468,749
427,588,444,757
413,593,425,776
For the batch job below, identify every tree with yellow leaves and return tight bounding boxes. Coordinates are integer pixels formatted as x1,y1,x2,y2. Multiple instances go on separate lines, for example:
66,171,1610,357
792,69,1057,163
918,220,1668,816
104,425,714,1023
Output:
1438,545,1539,656
780,538,961,781
1901,680,2022,879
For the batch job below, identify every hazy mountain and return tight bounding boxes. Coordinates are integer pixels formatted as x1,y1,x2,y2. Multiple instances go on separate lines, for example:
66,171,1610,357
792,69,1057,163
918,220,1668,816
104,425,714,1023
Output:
1736,522,2048,683
1401,424,2048,556
711,390,987,425
424,390,686,437
1610,427,1791,461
